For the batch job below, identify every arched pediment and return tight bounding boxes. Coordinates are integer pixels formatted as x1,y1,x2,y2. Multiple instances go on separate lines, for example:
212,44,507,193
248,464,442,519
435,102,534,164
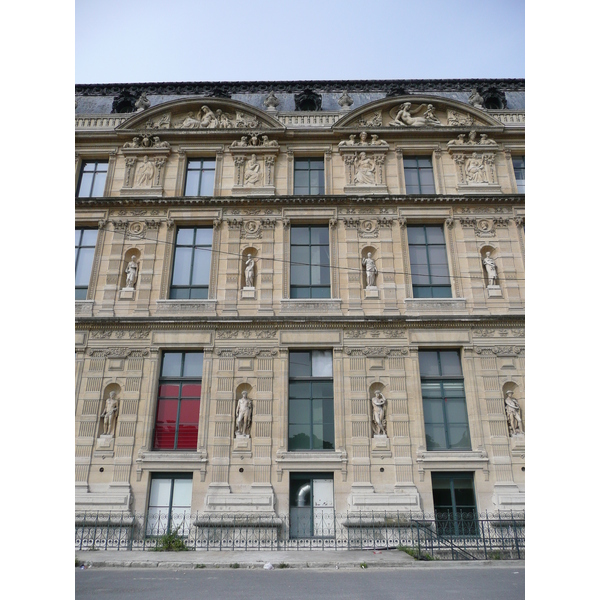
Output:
333,95,503,130
116,97,285,132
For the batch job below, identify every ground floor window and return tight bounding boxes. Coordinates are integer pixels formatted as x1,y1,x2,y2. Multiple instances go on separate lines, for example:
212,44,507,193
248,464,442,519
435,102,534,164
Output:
146,473,193,536
431,472,478,537
289,473,334,538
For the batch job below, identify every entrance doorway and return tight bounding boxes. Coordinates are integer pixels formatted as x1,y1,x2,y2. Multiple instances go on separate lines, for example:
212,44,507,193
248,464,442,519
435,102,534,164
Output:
431,472,478,536
289,473,334,538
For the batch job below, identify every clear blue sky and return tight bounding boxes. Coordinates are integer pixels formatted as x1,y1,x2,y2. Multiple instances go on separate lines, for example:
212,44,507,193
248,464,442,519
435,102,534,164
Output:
75,0,524,84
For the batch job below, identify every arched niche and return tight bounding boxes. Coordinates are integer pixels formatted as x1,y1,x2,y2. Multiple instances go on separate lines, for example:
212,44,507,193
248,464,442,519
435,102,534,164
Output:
361,245,378,289
368,382,387,437
240,246,258,289
99,383,121,438
501,382,524,427
479,244,498,288
235,382,252,398
120,247,141,290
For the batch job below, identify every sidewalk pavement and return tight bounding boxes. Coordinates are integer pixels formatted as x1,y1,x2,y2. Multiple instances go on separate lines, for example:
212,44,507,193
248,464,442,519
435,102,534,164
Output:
76,549,524,570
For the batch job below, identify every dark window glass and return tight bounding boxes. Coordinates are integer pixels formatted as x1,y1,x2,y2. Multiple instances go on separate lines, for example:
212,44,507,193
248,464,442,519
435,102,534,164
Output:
153,352,203,450
404,156,435,194
146,473,193,536
184,159,216,196
77,161,108,198
289,350,334,451
408,225,452,298
431,472,478,537
170,228,213,299
75,228,98,299
294,158,324,195
290,226,330,298
419,350,470,451
512,156,525,193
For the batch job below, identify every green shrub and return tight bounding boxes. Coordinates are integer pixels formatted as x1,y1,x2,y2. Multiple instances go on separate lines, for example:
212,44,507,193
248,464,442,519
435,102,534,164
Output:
278,562,289,569
153,526,188,552
230,562,240,569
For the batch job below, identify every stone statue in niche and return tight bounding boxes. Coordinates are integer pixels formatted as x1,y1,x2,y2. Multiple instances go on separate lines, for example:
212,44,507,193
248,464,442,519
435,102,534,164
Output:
371,391,387,436
469,88,485,109
504,391,523,435
135,92,151,112
125,256,139,289
362,252,378,287
244,154,262,186
100,391,119,437
482,252,498,286
354,152,376,185
136,156,155,187
465,153,488,183
235,391,253,437
244,254,255,288
389,102,441,127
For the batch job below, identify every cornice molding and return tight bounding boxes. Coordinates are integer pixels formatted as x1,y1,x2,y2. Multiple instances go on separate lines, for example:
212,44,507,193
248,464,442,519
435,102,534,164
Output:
76,193,525,209
76,318,524,332
75,79,525,96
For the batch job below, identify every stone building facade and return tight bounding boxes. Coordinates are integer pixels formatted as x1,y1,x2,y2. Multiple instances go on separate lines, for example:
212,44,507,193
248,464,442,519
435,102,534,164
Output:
75,79,525,537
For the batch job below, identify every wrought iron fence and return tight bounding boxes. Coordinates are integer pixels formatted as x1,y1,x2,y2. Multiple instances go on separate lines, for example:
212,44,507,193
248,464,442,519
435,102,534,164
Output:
75,510,524,560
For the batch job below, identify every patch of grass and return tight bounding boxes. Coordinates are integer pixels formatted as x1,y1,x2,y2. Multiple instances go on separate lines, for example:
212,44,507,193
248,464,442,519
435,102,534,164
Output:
360,562,368,569
153,526,188,552
230,562,240,569
195,564,206,569
489,551,503,560
75,558,82,568
277,562,289,569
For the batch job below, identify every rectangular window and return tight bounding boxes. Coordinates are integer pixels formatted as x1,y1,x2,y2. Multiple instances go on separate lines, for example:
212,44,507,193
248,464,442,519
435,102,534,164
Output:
512,156,525,193
75,228,98,300
184,159,216,196
432,472,478,537
288,350,334,451
170,227,213,299
408,225,452,298
290,225,330,298
153,352,203,450
404,156,435,194
289,473,334,538
77,160,108,197
146,473,193,536
294,158,324,195
419,350,470,451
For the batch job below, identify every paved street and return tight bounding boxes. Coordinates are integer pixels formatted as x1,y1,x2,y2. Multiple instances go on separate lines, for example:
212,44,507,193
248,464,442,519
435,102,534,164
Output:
76,566,524,600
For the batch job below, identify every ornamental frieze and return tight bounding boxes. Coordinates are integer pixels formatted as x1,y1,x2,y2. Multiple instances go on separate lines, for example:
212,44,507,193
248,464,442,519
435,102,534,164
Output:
473,346,524,356
217,330,278,339
90,330,151,340
86,348,150,358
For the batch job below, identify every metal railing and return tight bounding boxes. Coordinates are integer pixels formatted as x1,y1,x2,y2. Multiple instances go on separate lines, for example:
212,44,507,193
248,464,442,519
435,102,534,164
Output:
75,510,524,559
